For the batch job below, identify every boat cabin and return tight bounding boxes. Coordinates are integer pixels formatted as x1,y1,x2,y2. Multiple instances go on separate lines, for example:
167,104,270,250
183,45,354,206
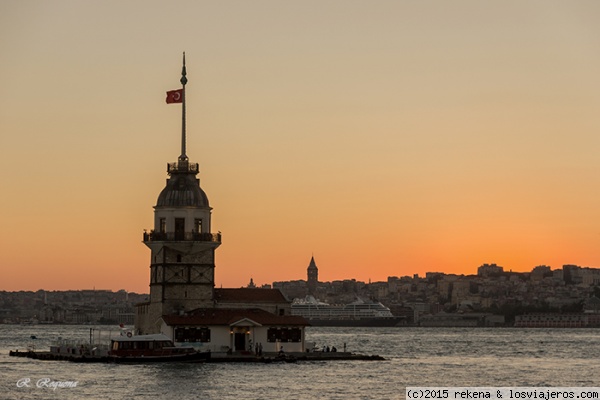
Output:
110,334,195,357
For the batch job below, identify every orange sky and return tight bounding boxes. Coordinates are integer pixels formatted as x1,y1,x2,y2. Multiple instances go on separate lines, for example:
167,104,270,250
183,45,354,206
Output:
1,1,600,293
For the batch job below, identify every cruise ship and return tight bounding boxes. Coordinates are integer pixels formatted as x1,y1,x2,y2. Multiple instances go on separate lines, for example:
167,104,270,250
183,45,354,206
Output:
291,296,404,327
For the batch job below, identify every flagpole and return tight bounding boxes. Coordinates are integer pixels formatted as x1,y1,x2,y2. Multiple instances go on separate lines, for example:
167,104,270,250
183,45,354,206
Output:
180,52,188,163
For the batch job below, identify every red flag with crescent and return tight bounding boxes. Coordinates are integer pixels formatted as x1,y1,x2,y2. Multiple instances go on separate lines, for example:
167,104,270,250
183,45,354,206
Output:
166,89,183,104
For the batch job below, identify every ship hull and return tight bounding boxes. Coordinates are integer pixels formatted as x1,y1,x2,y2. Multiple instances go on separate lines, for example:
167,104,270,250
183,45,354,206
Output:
306,317,405,327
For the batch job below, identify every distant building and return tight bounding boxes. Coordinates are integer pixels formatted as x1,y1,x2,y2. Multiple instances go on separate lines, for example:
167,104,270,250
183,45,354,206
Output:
419,312,504,327
272,280,307,301
514,313,590,328
531,265,552,282
307,256,319,294
581,268,600,286
584,296,600,314
477,263,504,277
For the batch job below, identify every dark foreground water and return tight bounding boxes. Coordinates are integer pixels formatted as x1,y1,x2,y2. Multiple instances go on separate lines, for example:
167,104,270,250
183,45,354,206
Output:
1,325,599,399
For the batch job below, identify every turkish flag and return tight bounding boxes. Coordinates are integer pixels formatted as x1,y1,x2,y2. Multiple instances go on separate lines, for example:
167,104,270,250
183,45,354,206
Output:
166,89,183,104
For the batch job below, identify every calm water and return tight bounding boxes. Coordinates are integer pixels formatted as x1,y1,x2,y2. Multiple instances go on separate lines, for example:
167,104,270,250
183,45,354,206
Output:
1,325,599,399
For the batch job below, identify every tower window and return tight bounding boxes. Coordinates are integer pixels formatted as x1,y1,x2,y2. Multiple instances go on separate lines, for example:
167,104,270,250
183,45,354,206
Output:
177,254,182,263
175,218,185,240
159,218,166,233
195,219,202,233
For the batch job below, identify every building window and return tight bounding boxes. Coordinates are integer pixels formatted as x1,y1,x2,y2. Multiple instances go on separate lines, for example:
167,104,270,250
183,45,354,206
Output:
289,328,302,342
159,218,166,233
267,327,301,342
177,254,182,263
195,219,202,233
174,327,211,343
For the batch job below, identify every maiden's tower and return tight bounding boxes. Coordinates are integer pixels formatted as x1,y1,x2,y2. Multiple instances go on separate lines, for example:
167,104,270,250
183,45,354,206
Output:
135,55,308,354
136,54,220,334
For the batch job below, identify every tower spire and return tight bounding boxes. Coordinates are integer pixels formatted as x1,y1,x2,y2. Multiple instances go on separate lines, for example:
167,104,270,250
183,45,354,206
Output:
179,52,188,163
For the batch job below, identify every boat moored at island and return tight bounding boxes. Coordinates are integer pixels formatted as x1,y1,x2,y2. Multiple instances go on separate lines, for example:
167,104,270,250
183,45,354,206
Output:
44,330,210,363
291,296,405,327
107,333,210,362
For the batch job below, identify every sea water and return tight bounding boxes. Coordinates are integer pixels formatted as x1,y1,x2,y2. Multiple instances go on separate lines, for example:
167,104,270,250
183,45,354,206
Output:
1,325,599,400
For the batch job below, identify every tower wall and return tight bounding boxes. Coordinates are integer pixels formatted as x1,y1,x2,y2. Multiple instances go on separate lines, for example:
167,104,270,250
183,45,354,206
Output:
136,163,221,334
153,206,213,234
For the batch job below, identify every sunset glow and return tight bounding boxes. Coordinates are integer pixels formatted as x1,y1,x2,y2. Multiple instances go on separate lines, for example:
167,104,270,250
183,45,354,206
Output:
1,1,600,293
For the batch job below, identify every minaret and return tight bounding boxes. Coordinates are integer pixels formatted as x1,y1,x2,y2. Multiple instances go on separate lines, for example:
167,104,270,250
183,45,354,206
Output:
307,256,318,294
136,54,221,334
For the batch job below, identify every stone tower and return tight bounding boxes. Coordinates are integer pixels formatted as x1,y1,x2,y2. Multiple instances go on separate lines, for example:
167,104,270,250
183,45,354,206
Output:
136,54,221,334
307,256,318,294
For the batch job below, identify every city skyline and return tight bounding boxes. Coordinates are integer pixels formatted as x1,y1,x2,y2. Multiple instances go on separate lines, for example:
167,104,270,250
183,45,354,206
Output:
2,1,600,293
1,261,594,294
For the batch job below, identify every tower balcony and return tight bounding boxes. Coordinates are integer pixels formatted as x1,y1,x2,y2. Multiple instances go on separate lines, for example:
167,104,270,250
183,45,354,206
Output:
143,231,221,243
167,162,199,174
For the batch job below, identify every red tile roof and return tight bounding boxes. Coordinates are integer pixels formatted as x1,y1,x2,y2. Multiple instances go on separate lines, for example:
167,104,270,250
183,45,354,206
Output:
214,288,288,304
162,308,309,326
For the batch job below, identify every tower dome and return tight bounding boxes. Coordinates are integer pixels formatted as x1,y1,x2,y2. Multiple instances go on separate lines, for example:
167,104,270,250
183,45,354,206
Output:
156,164,209,208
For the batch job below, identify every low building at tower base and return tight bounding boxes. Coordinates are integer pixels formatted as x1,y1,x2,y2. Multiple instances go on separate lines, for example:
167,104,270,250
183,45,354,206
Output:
160,307,308,355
